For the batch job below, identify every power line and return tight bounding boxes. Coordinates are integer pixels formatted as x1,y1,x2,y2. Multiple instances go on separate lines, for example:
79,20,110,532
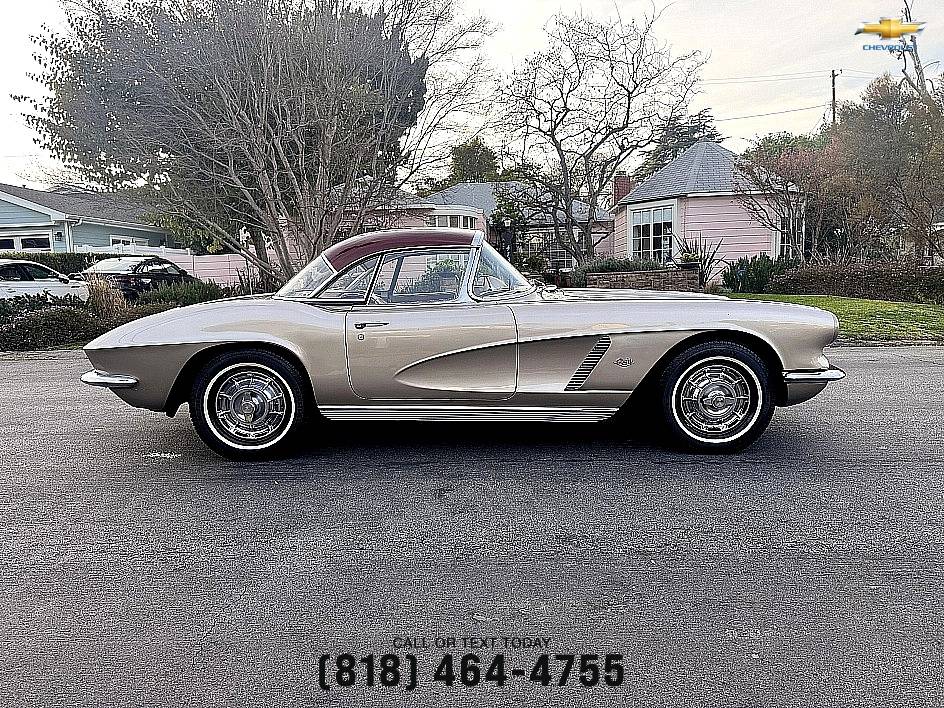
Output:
714,105,825,122
703,75,827,85
703,70,825,81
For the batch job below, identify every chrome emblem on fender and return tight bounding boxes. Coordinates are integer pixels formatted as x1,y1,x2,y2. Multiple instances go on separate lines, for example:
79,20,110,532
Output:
615,357,634,367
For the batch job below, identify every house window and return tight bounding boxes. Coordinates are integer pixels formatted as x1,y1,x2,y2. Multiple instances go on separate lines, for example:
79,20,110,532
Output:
521,231,577,271
631,207,673,262
428,215,476,229
109,235,149,247
0,235,52,251
779,216,803,258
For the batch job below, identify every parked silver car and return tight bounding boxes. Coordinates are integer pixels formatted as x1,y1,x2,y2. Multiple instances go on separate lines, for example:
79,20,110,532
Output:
81,229,844,458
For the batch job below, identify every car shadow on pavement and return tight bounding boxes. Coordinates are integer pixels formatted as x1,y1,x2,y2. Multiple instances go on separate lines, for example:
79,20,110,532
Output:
193,403,821,483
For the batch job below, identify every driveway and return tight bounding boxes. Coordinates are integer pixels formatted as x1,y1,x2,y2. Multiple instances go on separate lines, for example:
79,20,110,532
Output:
1,346,942,707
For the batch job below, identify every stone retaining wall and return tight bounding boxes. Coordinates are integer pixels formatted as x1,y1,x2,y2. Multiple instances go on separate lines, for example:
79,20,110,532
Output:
586,268,700,292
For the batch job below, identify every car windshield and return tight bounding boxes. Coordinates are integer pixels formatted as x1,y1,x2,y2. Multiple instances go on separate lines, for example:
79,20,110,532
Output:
87,259,142,273
471,242,532,298
278,254,336,298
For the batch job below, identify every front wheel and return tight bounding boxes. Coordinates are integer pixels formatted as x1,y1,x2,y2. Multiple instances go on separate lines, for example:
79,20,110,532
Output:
658,341,774,453
190,349,308,459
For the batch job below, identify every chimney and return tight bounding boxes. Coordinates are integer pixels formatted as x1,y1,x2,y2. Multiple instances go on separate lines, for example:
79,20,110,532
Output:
612,171,634,206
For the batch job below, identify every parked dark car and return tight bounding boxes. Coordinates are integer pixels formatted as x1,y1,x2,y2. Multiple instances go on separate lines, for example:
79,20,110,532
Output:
79,256,195,299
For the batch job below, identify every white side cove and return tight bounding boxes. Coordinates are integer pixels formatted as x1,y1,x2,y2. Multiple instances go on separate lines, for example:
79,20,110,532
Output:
319,405,619,423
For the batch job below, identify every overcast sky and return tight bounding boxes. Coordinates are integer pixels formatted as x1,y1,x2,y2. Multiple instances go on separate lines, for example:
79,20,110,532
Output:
0,0,941,187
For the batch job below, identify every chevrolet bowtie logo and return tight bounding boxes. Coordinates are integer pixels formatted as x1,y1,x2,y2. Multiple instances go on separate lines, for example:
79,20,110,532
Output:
856,17,925,39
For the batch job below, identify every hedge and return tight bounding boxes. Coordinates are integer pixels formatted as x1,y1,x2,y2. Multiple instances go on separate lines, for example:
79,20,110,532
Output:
0,251,128,276
721,254,798,293
136,280,230,307
767,262,944,305
0,306,107,350
0,302,175,352
571,257,664,287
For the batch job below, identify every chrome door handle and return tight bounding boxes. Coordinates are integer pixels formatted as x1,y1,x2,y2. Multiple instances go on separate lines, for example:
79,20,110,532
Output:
354,321,389,329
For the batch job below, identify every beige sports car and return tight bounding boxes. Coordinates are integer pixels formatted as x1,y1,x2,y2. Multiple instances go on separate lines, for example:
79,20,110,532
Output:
82,228,844,458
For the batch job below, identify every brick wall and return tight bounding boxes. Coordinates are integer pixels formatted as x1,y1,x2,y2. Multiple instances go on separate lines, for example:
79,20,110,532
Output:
586,268,700,292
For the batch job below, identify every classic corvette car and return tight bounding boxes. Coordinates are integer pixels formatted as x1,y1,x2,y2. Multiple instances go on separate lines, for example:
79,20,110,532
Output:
81,228,844,458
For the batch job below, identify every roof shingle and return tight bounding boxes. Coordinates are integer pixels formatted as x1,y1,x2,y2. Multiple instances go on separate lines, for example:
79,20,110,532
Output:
617,142,740,207
0,183,159,226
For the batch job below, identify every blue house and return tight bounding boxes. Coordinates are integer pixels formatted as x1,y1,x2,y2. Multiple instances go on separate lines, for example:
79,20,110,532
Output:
0,183,170,253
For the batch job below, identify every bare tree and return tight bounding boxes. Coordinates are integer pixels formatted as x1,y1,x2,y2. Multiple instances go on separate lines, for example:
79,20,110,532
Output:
899,0,941,120
497,9,702,265
22,0,490,278
735,148,810,262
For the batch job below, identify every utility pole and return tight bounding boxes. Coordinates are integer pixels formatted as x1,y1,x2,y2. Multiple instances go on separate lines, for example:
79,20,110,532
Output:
831,69,840,127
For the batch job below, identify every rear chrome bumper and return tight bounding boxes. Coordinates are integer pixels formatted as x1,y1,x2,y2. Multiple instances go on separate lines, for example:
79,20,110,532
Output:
781,366,845,405
81,369,139,389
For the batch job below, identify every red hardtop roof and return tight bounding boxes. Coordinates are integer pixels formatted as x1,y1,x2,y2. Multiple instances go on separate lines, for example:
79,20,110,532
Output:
321,228,478,270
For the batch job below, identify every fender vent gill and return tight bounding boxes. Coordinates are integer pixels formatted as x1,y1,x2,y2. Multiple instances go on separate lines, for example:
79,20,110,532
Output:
565,335,611,391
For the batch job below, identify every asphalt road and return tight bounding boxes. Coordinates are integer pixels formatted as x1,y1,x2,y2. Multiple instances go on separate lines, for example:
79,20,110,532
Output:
1,346,943,707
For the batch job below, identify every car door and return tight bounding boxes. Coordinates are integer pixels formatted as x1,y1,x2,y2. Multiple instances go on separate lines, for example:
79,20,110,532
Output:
18,263,74,298
0,264,28,298
344,248,518,401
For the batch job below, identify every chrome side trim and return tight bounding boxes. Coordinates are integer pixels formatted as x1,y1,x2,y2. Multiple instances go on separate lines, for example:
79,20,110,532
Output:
320,405,618,423
565,335,612,391
81,369,139,389
783,367,846,383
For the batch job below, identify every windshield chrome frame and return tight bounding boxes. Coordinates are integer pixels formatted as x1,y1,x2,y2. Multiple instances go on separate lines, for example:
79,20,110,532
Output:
467,241,536,303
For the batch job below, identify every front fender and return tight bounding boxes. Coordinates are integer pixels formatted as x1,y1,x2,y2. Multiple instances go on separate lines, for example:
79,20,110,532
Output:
84,298,348,411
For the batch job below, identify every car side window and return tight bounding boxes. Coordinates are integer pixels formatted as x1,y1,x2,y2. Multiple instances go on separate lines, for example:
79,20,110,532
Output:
369,250,471,305
138,261,170,274
317,256,379,301
21,264,59,281
0,264,26,281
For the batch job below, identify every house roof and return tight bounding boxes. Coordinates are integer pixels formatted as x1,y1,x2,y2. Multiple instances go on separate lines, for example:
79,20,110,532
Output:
418,181,612,223
617,142,740,207
0,183,162,227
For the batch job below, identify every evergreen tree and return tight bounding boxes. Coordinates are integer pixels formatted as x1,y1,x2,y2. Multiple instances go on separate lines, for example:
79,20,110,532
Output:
635,109,722,181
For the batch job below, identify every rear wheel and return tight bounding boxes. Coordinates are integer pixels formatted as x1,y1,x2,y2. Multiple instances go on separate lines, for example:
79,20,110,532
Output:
190,349,308,459
658,341,774,453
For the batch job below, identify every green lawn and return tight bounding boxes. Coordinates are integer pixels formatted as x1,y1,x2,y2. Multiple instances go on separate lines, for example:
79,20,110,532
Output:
729,293,944,342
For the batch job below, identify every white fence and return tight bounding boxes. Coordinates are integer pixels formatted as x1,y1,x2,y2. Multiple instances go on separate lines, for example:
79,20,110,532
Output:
75,244,252,286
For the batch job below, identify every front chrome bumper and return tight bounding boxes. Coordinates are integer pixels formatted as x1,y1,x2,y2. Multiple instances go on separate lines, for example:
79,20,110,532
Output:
780,366,845,405
81,369,139,389
783,366,846,383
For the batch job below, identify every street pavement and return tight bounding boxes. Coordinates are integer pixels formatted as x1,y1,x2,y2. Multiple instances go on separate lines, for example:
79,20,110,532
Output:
0,346,942,707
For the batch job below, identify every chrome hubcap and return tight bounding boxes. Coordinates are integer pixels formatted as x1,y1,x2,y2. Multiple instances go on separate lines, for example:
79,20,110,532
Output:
676,361,755,439
212,368,290,443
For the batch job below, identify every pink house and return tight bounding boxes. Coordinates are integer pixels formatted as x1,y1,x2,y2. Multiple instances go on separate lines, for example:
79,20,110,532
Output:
613,142,793,266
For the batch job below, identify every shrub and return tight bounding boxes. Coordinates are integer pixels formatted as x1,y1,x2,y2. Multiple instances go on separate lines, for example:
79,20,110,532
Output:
676,234,725,287
768,261,944,305
721,254,798,293
136,280,228,307
85,275,129,321
113,302,175,325
0,251,126,276
571,257,663,287
0,293,86,323
0,306,107,351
